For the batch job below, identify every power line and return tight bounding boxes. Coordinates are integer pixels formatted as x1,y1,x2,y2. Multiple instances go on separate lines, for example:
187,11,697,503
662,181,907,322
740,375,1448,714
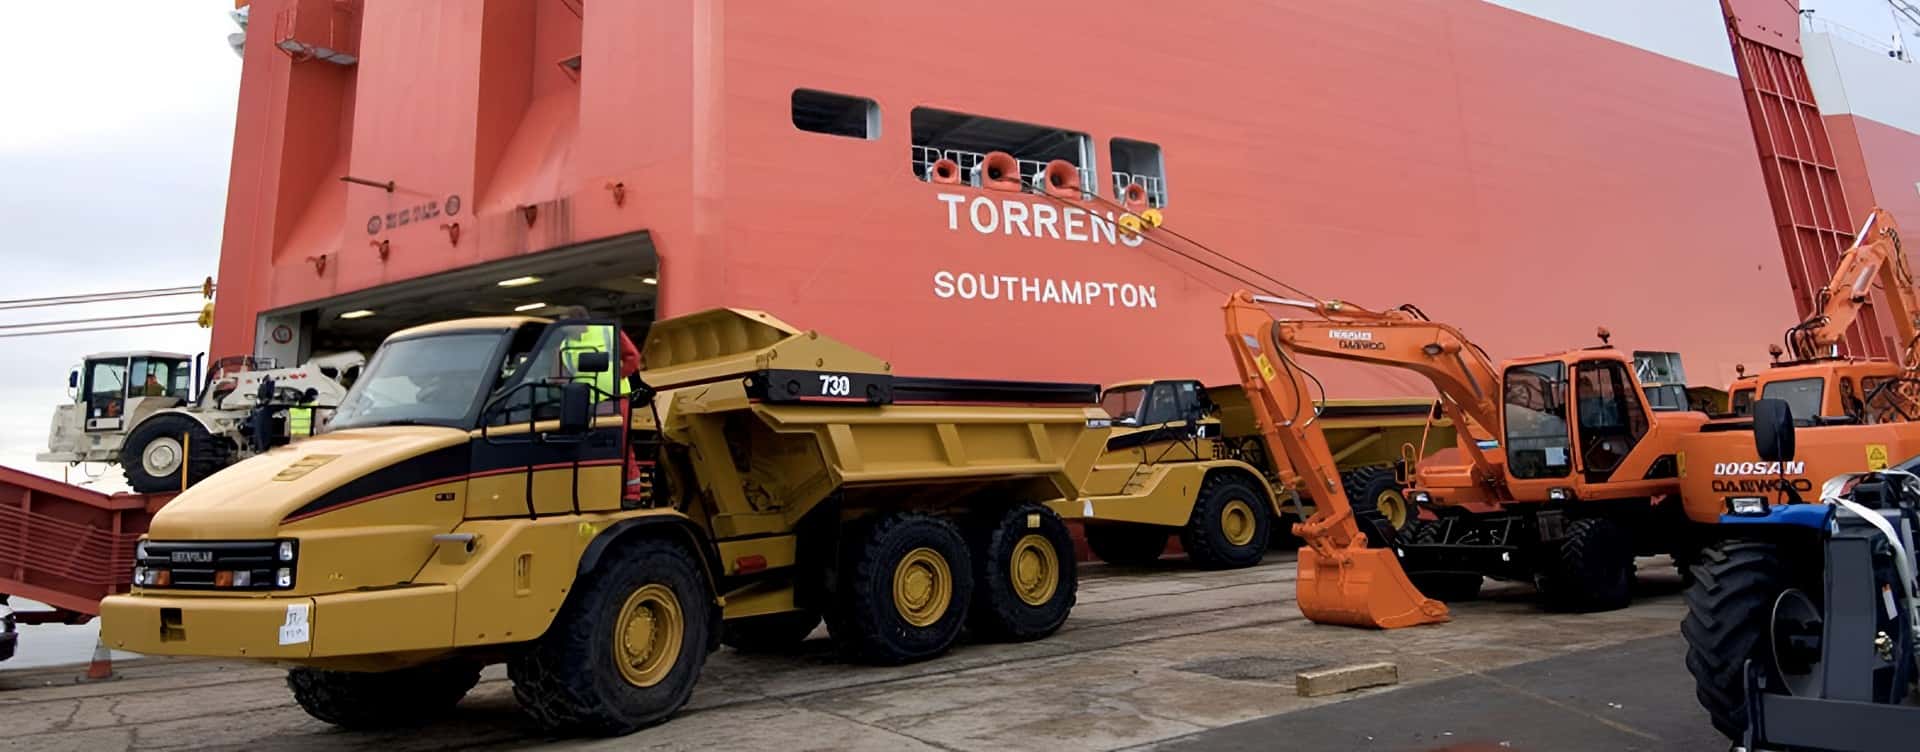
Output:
0,310,202,331
0,284,211,312
0,319,201,339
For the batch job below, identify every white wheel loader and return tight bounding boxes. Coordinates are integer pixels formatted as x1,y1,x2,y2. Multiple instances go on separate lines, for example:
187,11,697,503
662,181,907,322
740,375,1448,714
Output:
37,351,364,493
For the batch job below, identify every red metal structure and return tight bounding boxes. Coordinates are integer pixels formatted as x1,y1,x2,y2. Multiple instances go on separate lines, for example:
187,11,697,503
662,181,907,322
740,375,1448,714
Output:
0,467,169,624
1721,0,1887,358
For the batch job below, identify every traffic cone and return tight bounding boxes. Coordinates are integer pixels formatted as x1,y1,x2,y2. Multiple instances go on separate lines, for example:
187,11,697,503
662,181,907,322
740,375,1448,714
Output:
83,637,113,681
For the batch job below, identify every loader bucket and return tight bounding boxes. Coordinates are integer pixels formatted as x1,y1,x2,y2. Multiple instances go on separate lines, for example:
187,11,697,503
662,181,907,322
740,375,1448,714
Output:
1295,544,1450,629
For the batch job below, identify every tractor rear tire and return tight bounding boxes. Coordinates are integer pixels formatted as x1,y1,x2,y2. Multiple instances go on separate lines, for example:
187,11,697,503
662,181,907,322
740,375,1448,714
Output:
1180,474,1272,570
1084,524,1170,566
824,513,973,665
721,611,821,654
1539,518,1635,612
1681,542,1795,742
967,504,1077,642
1339,466,1409,547
508,536,712,736
121,414,231,494
287,659,481,730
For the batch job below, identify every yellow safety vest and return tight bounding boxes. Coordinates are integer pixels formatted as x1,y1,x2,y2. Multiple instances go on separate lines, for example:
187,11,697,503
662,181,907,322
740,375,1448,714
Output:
564,327,616,396
287,406,314,438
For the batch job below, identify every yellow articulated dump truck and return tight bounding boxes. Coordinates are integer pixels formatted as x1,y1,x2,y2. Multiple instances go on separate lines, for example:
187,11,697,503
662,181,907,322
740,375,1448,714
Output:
1051,380,1456,567
100,309,1115,736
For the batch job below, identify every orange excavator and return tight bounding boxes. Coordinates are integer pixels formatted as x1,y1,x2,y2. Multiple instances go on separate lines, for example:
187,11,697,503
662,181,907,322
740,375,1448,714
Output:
1223,290,1709,628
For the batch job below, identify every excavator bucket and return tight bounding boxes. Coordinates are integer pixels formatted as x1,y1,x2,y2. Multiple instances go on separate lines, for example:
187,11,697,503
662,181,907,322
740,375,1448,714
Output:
1296,544,1450,629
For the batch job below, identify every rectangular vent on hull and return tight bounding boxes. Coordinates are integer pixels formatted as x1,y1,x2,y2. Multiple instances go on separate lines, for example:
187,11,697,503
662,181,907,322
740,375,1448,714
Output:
792,89,880,140
910,107,1093,191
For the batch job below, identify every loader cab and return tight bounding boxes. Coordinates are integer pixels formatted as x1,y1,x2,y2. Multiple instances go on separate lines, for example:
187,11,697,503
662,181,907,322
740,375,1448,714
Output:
73,352,193,432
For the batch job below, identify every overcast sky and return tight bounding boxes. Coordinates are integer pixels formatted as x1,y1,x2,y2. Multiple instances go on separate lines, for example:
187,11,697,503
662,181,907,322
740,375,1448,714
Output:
0,1,1909,492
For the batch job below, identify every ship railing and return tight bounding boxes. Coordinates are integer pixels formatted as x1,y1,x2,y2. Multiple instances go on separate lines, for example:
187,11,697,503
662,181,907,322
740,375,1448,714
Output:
1804,15,1910,62
911,145,1098,196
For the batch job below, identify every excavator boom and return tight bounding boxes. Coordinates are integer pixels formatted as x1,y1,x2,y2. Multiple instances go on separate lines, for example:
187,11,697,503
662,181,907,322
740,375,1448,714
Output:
1223,291,1449,629
1796,208,1912,362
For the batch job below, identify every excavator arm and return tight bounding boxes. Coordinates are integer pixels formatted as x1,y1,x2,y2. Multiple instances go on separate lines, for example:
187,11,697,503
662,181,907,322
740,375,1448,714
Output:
1223,291,1449,628
1794,208,1913,362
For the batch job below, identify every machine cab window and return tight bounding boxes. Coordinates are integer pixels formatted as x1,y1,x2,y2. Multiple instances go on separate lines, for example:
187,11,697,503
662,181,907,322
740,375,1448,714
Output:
1573,359,1650,481
84,358,129,426
1503,362,1572,479
487,322,623,426
1731,387,1756,417
128,357,191,400
1760,377,1823,423
1101,380,1203,428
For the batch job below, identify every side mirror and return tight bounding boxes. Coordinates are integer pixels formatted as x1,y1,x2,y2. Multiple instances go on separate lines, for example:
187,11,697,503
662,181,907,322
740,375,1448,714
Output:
575,351,611,375
68,371,78,389
558,381,593,434
302,387,320,404
1753,398,1796,462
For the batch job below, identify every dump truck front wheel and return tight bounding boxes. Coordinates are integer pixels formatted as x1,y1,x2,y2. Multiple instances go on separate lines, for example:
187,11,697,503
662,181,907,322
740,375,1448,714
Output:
968,504,1076,642
1084,524,1169,566
1681,542,1799,741
286,659,481,730
121,414,230,494
826,512,973,665
1538,518,1634,612
1181,474,1271,569
721,610,821,654
509,536,712,736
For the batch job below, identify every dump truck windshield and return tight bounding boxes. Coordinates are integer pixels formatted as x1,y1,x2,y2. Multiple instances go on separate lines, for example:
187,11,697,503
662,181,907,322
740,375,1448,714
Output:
329,332,505,430
1101,386,1147,425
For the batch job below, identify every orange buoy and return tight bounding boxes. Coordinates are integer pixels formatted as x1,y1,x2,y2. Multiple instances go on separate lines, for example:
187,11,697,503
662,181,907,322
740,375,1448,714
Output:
927,158,961,185
976,151,1021,192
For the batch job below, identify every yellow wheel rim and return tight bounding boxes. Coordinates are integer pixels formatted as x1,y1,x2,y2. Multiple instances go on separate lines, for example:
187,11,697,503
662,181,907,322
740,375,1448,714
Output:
893,547,953,627
613,583,684,687
1376,489,1409,530
1009,534,1060,606
1221,499,1257,547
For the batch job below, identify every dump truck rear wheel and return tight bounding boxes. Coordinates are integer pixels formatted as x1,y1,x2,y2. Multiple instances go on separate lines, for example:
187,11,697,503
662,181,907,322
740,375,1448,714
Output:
1181,475,1272,569
721,610,821,654
826,512,973,665
1083,524,1169,566
121,414,230,494
287,659,481,730
1339,466,1407,546
508,536,711,736
968,504,1077,642
1538,518,1634,612
1681,542,1798,741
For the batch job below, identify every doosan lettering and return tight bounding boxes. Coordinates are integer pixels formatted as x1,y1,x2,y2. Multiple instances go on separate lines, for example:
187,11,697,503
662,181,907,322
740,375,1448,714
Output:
1712,461,1806,476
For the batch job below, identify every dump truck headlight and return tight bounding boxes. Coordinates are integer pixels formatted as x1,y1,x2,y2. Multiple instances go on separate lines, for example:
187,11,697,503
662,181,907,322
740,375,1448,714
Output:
135,540,149,560
278,540,296,562
276,569,293,588
1728,496,1769,516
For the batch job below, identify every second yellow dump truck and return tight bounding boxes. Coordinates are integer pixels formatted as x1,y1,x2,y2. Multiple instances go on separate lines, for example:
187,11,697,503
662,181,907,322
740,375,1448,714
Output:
100,309,1126,736
1050,380,1457,567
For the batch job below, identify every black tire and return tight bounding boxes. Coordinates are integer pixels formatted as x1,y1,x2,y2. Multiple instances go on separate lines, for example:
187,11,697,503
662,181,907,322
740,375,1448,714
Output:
1180,474,1273,569
287,660,481,730
120,413,231,494
1083,524,1169,566
824,513,973,665
1409,572,1484,602
508,536,712,736
1681,542,1795,742
721,610,821,653
1538,518,1635,612
968,504,1077,642
1339,466,1408,547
